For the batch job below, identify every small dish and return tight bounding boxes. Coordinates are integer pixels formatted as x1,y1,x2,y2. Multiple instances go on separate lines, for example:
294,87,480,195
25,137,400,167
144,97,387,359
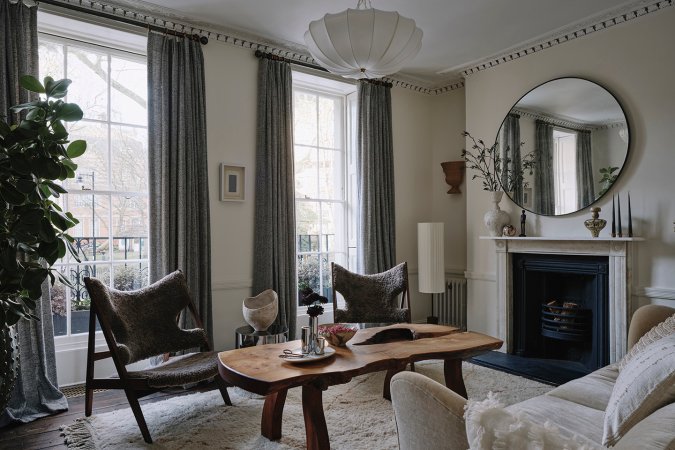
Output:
280,346,336,364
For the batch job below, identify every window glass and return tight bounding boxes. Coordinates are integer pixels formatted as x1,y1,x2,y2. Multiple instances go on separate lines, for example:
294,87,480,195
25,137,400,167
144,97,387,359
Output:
293,81,355,308
40,35,149,337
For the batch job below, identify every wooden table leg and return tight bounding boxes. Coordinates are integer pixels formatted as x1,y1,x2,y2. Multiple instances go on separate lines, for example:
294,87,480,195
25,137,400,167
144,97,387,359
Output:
261,389,288,440
443,359,468,399
302,383,330,450
383,366,405,400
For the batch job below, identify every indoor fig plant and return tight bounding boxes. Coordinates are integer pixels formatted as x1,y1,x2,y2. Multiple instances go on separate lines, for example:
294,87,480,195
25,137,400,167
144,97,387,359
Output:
0,75,86,409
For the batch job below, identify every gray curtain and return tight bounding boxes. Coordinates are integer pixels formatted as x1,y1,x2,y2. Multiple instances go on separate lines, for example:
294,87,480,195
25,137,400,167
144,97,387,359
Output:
147,32,213,344
357,81,396,274
576,130,595,208
534,120,555,215
500,113,522,201
0,0,68,427
252,58,296,340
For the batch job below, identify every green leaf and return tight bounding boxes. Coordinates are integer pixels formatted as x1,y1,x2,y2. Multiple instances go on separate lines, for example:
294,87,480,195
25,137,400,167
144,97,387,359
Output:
21,267,49,290
50,209,76,231
39,217,57,242
0,183,26,205
10,154,33,175
43,180,67,194
46,78,71,99
26,107,46,122
5,309,22,327
43,76,55,93
15,178,37,194
19,75,46,94
51,120,68,139
10,100,41,114
55,103,83,122
66,140,87,158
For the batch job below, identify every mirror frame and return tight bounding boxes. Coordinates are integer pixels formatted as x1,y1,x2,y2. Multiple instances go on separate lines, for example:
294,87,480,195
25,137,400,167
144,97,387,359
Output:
496,77,631,216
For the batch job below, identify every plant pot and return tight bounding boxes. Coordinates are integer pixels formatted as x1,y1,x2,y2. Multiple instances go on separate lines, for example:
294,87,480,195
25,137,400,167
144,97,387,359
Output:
243,289,279,332
440,161,465,194
0,326,19,411
484,191,511,237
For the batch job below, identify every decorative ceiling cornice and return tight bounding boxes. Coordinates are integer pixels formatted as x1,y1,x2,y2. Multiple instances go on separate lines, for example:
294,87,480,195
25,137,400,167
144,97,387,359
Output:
40,0,672,95
459,0,673,78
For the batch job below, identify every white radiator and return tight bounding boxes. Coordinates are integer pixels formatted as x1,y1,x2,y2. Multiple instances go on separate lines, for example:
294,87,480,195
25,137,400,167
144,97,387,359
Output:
435,277,467,330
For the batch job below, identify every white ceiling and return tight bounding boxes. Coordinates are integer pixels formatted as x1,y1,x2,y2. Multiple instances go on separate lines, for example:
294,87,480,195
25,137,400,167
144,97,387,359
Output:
117,0,645,87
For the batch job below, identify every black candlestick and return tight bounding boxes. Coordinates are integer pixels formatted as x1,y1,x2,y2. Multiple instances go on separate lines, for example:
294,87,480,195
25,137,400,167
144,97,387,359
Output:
617,193,623,237
628,192,633,237
611,195,616,237
519,209,527,237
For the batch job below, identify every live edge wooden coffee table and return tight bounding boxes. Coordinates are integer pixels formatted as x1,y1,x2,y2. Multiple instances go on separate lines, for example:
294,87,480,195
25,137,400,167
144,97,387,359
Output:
217,324,502,450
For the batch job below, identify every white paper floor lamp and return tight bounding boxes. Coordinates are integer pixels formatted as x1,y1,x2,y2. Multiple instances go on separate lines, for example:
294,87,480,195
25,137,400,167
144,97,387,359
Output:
418,223,445,324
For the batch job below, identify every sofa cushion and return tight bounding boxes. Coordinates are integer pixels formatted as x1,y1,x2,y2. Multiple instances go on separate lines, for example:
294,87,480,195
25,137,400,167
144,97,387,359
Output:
613,402,675,450
603,333,675,447
507,395,605,444
466,393,602,450
619,313,675,371
546,364,619,411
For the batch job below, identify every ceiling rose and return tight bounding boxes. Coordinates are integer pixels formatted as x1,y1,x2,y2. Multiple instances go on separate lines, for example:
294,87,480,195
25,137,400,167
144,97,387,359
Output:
304,0,423,80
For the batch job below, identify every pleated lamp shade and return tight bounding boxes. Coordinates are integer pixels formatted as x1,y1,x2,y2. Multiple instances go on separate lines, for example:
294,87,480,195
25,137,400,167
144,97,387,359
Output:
304,6,423,79
418,223,445,293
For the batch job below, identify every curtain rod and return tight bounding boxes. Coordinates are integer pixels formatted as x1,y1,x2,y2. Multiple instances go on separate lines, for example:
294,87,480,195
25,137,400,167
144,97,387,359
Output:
254,50,392,87
254,50,326,73
38,0,208,44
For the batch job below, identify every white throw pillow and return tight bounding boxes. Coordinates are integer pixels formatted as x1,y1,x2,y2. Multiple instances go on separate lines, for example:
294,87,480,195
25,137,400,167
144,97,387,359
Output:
465,392,602,450
618,314,675,371
603,333,675,447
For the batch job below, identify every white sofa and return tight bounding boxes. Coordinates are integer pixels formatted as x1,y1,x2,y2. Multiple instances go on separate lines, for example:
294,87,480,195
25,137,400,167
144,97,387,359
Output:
391,304,675,449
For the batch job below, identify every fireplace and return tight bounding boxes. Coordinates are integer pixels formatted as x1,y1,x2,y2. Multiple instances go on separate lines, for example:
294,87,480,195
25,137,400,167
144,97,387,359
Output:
488,237,640,363
512,253,609,373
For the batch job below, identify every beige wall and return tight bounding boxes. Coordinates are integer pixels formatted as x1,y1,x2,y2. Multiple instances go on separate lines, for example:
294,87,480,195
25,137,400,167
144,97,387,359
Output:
464,8,675,337
203,43,464,350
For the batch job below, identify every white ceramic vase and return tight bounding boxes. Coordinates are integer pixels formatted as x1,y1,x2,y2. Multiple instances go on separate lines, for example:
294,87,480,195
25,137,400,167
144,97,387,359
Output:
484,191,511,237
243,289,278,332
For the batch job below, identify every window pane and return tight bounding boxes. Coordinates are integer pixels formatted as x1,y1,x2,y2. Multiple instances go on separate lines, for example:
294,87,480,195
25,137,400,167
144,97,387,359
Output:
294,146,318,199
51,267,68,336
294,92,317,146
320,203,338,252
113,263,149,291
111,125,148,192
319,96,341,149
39,41,64,82
319,149,344,200
67,46,108,121
296,202,320,252
297,254,320,293
111,57,147,126
320,253,333,300
68,193,110,262
69,264,109,334
111,194,148,260
65,121,110,190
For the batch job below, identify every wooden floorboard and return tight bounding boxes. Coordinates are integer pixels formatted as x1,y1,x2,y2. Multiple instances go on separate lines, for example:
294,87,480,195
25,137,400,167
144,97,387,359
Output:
0,382,220,450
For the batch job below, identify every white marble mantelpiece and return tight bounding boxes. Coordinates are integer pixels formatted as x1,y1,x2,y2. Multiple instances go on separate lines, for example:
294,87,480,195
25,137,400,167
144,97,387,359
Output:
482,236,644,363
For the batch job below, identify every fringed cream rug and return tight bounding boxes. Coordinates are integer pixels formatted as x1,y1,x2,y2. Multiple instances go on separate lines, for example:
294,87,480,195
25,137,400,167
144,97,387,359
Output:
62,361,552,449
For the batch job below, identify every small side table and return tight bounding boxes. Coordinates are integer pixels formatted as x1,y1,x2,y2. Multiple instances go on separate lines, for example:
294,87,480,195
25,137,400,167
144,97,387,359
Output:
235,324,288,349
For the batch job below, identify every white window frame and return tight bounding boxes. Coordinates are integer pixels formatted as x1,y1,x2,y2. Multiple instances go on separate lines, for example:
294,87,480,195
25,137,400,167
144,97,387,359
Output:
292,71,357,316
38,13,148,351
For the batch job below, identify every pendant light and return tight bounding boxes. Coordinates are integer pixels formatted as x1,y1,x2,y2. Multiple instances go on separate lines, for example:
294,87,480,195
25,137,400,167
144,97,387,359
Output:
304,0,423,79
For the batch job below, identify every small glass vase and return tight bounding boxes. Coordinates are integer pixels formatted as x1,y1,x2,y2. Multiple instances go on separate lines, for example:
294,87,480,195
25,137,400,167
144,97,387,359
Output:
308,315,319,354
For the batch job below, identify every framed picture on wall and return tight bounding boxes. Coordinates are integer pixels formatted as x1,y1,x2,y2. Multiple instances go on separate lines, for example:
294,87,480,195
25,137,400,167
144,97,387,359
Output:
220,164,245,201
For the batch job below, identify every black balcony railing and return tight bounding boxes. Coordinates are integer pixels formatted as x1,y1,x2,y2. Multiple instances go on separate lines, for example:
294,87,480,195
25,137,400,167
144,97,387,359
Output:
53,236,149,314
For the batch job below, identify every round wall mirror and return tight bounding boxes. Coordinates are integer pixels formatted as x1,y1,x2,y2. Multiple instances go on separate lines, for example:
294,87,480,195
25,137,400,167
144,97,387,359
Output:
496,77,629,216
